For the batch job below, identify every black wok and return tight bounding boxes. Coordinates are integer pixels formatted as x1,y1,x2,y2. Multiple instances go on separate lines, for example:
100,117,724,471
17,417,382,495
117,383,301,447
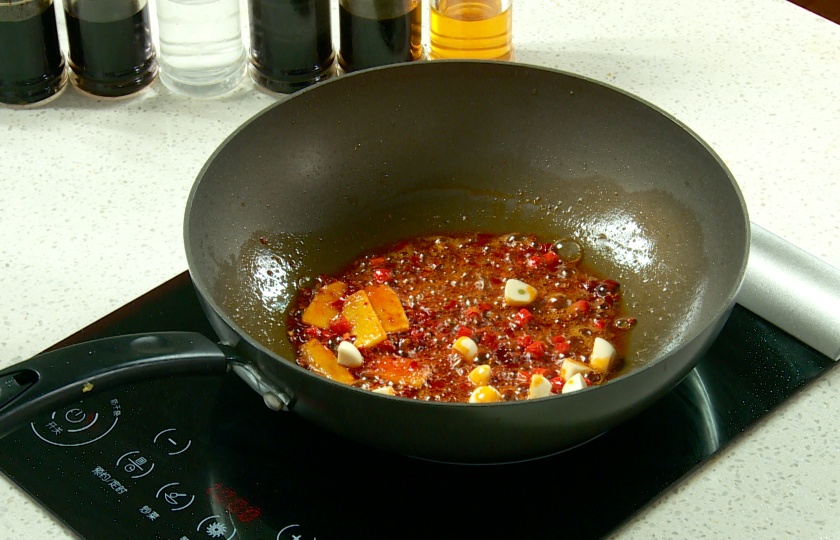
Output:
0,61,749,463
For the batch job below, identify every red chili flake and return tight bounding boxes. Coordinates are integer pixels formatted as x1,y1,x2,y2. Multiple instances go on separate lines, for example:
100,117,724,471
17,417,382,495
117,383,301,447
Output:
304,326,334,341
542,251,560,268
456,326,473,338
259,236,268,245
480,331,499,349
532,367,551,377
373,267,393,283
592,319,607,331
514,308,534,327
549,376,565,393
369,257,386,267
527,254,542,268
538,242,554,254
443,299,459,311
524,340,547,359
478,302,492,312
551,335,571,354
375,339,396,353
516,370,531,385
328,315,352,335
570,300,590,314
329,298,346,310
464,306,483,321
517,334,534,348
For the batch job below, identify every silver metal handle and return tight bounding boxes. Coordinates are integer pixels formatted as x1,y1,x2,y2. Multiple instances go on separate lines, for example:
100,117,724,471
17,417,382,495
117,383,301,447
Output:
737,223,840,361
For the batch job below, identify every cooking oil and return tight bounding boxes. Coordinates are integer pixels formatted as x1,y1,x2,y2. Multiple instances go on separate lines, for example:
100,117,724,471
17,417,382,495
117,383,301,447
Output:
429,0,512,61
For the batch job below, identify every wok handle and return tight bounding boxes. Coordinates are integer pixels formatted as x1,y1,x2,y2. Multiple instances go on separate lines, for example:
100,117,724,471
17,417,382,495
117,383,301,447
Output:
0,332,230,440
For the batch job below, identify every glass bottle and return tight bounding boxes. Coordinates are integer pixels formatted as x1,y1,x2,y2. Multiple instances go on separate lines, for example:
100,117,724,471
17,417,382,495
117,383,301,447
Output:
338,0,422,73
429,0,513,61
0,0,66,106
156,0,246,97
247,0,335,94
64,0,157,97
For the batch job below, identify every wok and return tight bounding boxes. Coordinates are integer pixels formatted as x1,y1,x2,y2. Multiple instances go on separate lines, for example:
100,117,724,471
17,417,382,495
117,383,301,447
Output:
0,61,749,463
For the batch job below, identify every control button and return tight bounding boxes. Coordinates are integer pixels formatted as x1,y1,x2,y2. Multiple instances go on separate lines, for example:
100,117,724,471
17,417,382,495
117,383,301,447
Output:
153,428,192,456
196,514,237,539
156,482,195,512
277,524,316,540
116,450,155,479
30,399,121,447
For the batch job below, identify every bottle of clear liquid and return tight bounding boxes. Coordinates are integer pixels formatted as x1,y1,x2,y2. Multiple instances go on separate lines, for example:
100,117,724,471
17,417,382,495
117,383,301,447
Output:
156,0,246,98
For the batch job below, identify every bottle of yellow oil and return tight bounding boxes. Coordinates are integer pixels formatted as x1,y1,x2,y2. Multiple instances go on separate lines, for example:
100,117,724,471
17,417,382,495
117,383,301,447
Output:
429,0,512,61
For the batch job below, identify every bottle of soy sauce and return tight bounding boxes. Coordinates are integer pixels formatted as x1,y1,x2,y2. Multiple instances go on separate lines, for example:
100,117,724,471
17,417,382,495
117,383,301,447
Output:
64,0,157,97
338,0,422,73
0,0,66,106
247,0,335,94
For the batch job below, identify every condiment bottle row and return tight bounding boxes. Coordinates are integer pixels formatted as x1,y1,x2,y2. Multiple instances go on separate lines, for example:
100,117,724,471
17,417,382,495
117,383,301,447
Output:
0,0,513,107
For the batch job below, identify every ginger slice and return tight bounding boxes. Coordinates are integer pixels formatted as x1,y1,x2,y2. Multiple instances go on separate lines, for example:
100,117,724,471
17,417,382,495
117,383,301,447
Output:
302,281,347,329
364,284,410,333
301,339,357,385
341,290,387,349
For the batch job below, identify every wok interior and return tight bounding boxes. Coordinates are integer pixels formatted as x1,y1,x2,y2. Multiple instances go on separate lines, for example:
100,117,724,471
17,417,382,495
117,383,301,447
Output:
186,61,748,376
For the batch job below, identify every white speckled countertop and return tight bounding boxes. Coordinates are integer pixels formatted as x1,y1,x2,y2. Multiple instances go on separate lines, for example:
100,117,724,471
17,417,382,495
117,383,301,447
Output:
2,0,839,537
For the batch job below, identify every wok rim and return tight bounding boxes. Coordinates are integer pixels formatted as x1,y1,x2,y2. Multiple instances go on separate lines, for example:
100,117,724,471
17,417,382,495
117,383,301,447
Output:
183,59,751,409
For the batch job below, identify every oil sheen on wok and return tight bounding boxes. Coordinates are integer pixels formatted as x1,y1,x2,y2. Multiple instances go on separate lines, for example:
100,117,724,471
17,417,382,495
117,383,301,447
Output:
286,232,636,403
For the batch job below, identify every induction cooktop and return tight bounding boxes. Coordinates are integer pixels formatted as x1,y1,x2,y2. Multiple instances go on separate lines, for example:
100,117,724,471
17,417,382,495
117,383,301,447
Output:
0,271,835,539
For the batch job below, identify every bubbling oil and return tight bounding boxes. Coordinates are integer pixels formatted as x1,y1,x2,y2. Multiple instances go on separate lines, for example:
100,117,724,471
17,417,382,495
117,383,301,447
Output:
429,0,512,61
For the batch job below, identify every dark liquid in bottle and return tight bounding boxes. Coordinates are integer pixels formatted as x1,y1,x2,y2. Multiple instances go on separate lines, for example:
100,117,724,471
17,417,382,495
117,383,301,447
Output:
248,0,335,94
65,0,157,97
0,0,66,105
338,1,421,72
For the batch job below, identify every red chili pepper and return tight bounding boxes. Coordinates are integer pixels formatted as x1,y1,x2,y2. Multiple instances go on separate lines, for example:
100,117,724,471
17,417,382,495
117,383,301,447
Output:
524,340,547,359
375,339,396,353
593,319,607,330
328,315,352,335
542,251,560,268
551,335,571,354
480,331,499,349
464,306,483,321
527,254,542,268
517,334,534,348
570,300,590,314
516,370,531,385
373,267,393,283
304,326,335,341
456,326,473,338
515,308,534,326
549,376,565,393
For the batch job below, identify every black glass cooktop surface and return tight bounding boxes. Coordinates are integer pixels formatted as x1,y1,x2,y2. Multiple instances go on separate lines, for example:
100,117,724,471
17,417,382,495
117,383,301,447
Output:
0,272,834,539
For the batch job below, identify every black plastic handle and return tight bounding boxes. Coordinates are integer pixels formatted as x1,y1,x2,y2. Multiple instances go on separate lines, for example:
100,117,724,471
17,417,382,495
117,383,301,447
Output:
0,332,231,440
